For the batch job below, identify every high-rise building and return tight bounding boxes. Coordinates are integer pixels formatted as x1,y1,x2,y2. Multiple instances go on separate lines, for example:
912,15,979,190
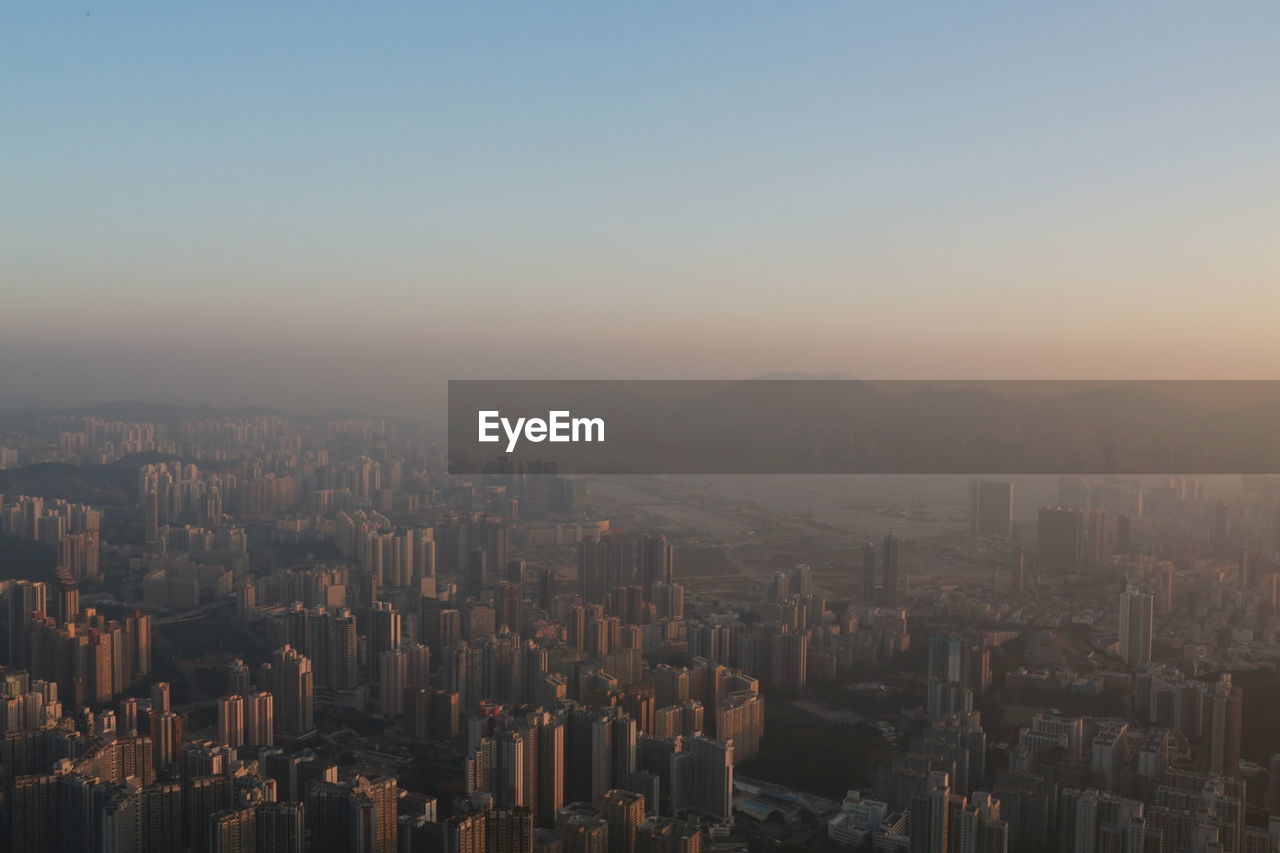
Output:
1083,508,1109,565
217,694,245,748
226,659,250,697
1119,587,1154,666
307,774,399,853
1010,548,1026,592
263,752,337,802
7,771,59,852
441,809,487,853
1116,514,1133,554
468,729,535,810
954,791,1008,853
255,801,304,853
566,708,616,805
914,713,986,797
968,480,1013,538
8,581,48,667
715,690,763,762
908,771,959,853
882,534,900,607
790,563,813,597
273,645,314,736
602,789,646,853
55,578,79,625
579,537,633,606
1202,675,1243,777
209,807,256,853
769,630,808,689
151,681,172,715
496,581,524,635
379,647,409,717
405,686,460,742
610,716,639,792
536,715,566,828
926,635,982,720
675,737,733,824
151,710,183,772
125,610,153,682
138,781,183,853
557,803,609,853
1059,789,1147,853
486,806,535,853
862,542,876,603
244,691,274,746
638,535,674,594
1037,507,1085,573
1268,754,1280,816
330,609,359,690
367,601,401,683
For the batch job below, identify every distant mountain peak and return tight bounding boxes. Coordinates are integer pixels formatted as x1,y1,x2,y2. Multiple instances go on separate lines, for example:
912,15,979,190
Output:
751,371,859,380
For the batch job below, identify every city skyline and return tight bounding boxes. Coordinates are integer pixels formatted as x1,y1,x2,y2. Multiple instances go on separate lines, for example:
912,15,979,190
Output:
4,6,1280,852
3,405,1279,853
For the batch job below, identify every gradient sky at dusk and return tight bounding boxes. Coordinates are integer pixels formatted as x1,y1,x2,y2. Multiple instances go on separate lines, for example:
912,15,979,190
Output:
3,3,1279,415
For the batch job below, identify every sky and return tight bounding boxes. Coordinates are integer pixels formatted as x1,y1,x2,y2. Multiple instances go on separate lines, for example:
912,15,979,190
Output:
3,2,1279,416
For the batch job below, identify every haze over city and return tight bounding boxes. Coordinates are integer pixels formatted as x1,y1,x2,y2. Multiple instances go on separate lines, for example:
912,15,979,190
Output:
4,5,1280,853
5,3,1280,415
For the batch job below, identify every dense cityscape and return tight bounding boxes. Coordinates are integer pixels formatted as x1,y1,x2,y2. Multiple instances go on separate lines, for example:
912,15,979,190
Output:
1,404,1278,852
7,5,1278,853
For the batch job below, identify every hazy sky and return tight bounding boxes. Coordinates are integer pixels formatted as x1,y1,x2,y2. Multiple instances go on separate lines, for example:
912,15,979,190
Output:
4,3,1278,416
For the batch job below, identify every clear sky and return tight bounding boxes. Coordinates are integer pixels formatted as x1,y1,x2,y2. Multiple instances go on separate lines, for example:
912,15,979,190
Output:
3,2,1278,415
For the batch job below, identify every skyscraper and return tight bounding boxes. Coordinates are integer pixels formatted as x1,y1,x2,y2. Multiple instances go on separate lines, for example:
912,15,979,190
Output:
954,791,1008,853
602,789,646,853
209,807,256,853
968,480,1013,538
536,715,566,828
244,691,274,747
1119,587,1153,666
496,580,524,634
1010,548,1026,592
926,635,975,720
468,729,534,809
579,537,633,606
255,801,304,853
882,533,900,607
307,774,399,853
7,580,47,667
151,681,172,715
273,645,314,736
1202,675,1243,777
226,659,250,697
861,542,876,603
638,534,674,594
676,737,733,823
1037,507,1085,573
1116,514,1133,554
151,711,183,772
217,695,245,748
908,771,957,853
367,601,401,683
329,609,359,690
379,647,409,717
